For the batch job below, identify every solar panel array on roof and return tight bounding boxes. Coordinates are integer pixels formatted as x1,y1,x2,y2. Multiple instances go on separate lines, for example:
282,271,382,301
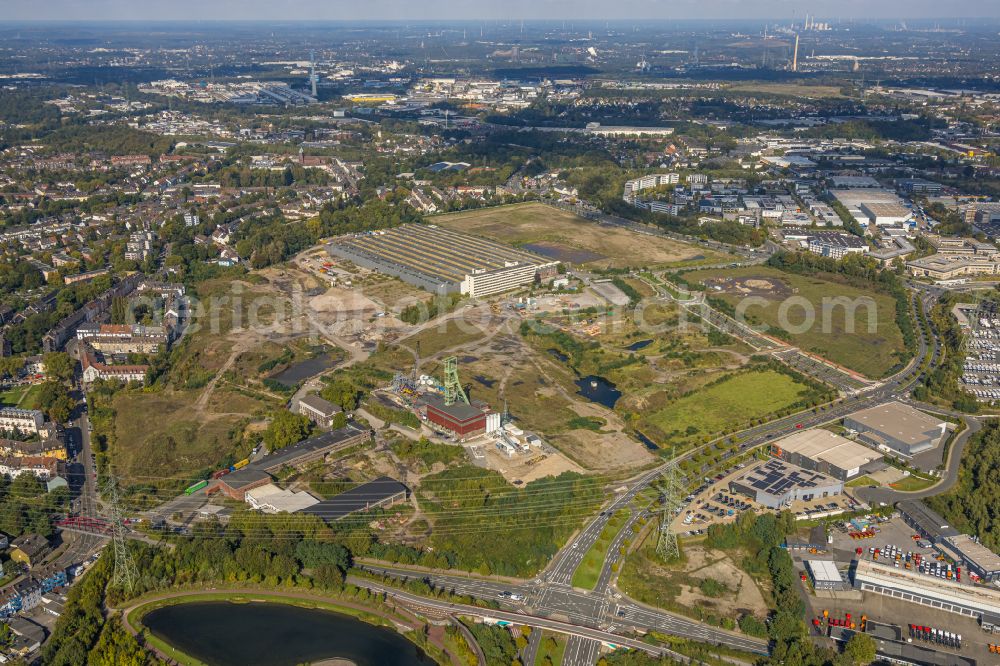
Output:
746,459,826,494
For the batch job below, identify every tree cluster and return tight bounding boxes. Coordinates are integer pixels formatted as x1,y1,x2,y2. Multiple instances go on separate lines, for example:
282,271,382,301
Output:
927,421,1000,552
261,409,313,452
706,511,876,665
0,473,69,539
409,466,603,576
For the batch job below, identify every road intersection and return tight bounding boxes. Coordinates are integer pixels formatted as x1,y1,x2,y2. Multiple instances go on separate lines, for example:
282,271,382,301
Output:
47,212,972,666
355,273,964,664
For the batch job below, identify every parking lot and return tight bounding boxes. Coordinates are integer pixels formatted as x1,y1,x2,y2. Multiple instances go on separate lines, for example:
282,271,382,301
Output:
679,489,755,531
675,458,857,534
827,515,934,562
798,515,997,664
960,302,1000,403
805,590,995,665
774,349,869,393
675,461,757,534
789,495,856,520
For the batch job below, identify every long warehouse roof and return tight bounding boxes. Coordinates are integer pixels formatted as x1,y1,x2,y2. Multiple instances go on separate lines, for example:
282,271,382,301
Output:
846,401,947,447
897,500,959,541
332,224,552,283
299,476,408,522
945,534,1000,573
854,559,1000,617
775,429,881,471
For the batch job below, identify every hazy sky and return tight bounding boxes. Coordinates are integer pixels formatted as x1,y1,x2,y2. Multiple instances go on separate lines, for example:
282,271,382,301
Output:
7,0,1000,21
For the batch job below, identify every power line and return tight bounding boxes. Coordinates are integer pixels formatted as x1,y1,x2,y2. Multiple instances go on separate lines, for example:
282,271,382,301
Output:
656,450,681,561
104,472,137,592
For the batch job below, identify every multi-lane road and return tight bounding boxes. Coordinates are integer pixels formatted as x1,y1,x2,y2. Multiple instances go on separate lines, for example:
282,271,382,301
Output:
360,341,942,662
355,271,961,664
562,635,601,666
56,214,963,665
55,405,109,565
362,556,770,655
346,575,701,664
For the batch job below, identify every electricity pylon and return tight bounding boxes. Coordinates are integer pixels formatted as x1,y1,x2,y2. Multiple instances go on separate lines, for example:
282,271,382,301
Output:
104,472,138,592
656,456,682,561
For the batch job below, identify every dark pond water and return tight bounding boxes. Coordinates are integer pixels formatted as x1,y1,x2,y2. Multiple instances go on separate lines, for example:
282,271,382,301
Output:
575,375,621,409
626,339,653,351
635,431,660,451
474,375,496,388
521,242,606,264
547,348,569,362
270,352,337,387
143,601,434,666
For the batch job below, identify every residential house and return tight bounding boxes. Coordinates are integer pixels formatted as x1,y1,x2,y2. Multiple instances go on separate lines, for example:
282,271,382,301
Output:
9,534,50,568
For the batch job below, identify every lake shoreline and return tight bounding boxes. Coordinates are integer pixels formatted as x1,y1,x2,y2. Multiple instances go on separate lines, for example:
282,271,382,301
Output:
119,588,445,666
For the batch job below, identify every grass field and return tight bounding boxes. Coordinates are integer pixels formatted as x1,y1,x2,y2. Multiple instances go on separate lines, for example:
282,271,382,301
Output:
0,386,26,407
845,475,880,488
0,384,41,409
571,509,630,590
400,319,488,358
622,277,656,298
112,391,252,488
166,276,277,390
431,202,731,269
889,475,938,492
686,266,906,378
534,631,567,666
641,369,814,446
20,384,43,410
106,273,330,493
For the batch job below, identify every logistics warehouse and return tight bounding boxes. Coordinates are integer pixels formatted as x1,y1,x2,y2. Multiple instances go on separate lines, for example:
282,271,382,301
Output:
852,559,1000,632
771,428,884,481
327,224,559,297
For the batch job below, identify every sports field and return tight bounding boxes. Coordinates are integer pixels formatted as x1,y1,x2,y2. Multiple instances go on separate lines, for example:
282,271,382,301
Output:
430,203,730,269
641,369,814,446
686,266,906,378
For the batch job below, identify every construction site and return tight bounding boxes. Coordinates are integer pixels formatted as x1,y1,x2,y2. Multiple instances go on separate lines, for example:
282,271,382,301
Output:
326,224,559,297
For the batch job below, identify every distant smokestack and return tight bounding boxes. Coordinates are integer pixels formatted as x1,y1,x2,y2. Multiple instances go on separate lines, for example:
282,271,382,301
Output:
792,34,800,72
309,50,318,98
